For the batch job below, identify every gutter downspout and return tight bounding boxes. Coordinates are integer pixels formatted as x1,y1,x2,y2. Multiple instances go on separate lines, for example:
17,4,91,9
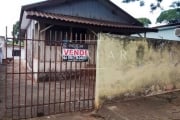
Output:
137,33,143,38
40,25,54,33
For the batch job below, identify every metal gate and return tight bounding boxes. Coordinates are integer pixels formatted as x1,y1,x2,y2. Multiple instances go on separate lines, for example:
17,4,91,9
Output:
5,32,97,119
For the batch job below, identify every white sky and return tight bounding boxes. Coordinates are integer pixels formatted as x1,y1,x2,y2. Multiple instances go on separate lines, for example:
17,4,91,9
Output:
0,0,177,36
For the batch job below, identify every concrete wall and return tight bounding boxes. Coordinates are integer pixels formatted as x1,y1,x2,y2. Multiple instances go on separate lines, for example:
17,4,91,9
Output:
95,33,180,107
4,46,25,60
0,36,5,63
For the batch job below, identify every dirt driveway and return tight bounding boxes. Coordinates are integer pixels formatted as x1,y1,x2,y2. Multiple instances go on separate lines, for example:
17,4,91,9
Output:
1,62,180,120
98,94,180,120
1,60,95,119
0,64,5,119
27,91,180,120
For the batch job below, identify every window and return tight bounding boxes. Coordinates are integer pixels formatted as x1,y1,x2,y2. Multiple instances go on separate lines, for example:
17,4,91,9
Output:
12,50,21,56
45,26,88,46
45,30,63,46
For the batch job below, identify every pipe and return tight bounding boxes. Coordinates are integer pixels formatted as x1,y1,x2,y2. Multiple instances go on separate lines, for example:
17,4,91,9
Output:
40,25,54,33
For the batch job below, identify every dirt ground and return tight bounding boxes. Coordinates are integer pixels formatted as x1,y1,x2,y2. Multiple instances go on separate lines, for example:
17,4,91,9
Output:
0,60,95,119
1,63,180,120
25,92,180,120
0,64,5,119
98,93,180,120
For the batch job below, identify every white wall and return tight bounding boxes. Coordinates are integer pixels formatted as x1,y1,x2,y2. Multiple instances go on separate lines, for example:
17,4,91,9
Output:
0,37,5,63
0,48,2,64
146,27,180,41
27,20,35,39
4,46,25,60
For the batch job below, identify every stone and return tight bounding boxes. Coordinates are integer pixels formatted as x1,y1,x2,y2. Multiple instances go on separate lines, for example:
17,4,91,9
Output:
151,85,155,92
155,85,161,91
145,89,151,95
107,96,113,100
164,84,175,91
131,92,136,96
124,93,130,97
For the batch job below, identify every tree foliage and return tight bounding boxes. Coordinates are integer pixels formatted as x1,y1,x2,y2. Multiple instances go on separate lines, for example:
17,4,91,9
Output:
137,17,151,27
12,21,20,38
122,0,180,11
156,8,180,24
170,1,180,8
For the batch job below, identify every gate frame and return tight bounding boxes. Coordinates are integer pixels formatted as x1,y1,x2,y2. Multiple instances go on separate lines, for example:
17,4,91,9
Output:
4,30,97,119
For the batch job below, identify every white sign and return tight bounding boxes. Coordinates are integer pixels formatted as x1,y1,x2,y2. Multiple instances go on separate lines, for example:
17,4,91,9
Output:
62,43,89,62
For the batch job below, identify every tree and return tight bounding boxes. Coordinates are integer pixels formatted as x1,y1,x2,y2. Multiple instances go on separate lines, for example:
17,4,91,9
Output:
137,18,152,27
156,8,180,24
170,1,180,8
11,21,20,45
12,21,19,38
122,0,180,11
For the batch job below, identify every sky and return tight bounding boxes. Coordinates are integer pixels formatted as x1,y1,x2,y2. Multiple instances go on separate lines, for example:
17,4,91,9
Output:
0,0,177,37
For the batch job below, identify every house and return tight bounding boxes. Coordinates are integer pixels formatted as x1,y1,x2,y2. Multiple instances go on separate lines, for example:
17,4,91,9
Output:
5,1,159,118
5,42,25,60
146,23,180,41
0,35,25,64
19,0,157,81
0,36,5,64
3,38,25,61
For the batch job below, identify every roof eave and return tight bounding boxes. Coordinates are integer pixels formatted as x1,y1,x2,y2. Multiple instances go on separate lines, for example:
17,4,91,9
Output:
26,12,157,34
20,0,56,28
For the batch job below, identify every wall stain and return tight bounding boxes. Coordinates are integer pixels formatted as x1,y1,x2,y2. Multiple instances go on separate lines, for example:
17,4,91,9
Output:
96,33,180,106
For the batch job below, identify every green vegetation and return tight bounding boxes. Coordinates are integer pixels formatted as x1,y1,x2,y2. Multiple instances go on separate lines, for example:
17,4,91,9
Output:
122,0,180,11
10,21,24,47
7,40,24,47
137,17,151,27
156,8,180,24
123,1,180,24
12,21,19,38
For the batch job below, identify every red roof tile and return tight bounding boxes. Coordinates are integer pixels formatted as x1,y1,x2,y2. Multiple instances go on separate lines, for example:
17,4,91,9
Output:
26,10,157,33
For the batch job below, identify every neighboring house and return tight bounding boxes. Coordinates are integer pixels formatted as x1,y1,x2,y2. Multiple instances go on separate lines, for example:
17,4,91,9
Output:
146,23,180,41
5,44,25,60
19,0,157,81
0,36,5,64
0,36,25,63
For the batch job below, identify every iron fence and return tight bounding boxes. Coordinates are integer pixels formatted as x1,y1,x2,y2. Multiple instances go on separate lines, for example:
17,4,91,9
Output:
4,31,97,119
